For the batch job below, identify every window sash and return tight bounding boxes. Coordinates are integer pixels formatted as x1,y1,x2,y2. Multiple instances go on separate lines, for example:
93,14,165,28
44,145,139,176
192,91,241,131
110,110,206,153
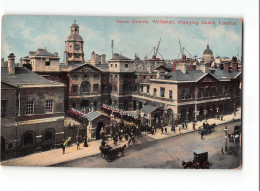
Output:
46,100,53,113
25,101,34,115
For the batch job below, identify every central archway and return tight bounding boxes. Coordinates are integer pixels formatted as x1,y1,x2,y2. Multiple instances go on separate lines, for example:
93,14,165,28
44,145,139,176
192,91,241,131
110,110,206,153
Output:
80,100,90,109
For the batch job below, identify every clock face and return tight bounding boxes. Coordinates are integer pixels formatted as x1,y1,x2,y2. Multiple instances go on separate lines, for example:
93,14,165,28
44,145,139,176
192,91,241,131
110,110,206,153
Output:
74,44,80,50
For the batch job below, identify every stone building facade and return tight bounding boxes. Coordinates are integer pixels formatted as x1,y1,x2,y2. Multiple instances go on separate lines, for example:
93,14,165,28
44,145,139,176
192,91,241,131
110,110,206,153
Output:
1,53,65,159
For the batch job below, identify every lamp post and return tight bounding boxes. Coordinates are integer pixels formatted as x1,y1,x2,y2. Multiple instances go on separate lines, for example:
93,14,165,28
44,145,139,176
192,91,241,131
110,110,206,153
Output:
224,126,229,152
82,118,89,147
233,102,236,117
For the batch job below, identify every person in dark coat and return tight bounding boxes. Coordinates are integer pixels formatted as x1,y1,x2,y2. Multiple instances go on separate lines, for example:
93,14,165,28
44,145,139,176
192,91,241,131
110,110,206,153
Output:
161,127,164,134
165,127,167,134
182,123,185,129
201,131,204,140
62,144,65,154
77,140,80,150
185,122,188,129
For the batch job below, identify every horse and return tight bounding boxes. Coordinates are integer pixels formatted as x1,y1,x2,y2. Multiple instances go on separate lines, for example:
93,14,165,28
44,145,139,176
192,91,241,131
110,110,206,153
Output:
180,161,193,169
112,144,127,156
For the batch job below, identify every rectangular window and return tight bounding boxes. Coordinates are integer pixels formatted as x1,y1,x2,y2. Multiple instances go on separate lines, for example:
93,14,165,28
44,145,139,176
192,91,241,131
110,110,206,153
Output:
169,90,173,99
25,101,34,115
125,64,128,68
160,87,165,98
94,74,99,79
45,61,50,66
46,100,53,113
110,64,113,68
135,85,137,91
140,86,143,92
115,64,117,68
153,88,157,96
147,85,150,94
134,75,137,79
93,84,99,92
72,85,78,93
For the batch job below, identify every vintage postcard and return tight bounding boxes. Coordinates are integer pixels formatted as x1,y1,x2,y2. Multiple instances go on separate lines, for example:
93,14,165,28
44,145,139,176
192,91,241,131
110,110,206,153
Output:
1,16,242,169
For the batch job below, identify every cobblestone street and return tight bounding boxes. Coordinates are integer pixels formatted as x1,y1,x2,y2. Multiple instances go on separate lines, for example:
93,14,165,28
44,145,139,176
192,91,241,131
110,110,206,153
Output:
54,121,241,169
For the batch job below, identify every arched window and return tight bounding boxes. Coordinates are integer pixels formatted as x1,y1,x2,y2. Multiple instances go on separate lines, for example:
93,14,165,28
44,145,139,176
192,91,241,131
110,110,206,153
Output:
44,131,53,141
22,131,35,146
81,81,91,93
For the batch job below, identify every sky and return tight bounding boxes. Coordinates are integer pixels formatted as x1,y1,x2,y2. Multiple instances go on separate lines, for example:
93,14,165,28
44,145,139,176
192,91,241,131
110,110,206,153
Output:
1,16,242,62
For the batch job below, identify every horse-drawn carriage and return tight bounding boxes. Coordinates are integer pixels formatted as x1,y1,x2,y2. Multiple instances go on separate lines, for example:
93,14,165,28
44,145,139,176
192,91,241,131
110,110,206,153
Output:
181,149,210,169
99,144,126,162
198,123,216,134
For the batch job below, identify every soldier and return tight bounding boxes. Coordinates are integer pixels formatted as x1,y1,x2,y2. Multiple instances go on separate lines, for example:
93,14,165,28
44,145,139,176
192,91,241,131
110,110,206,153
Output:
62,144,65,154
161,127,164,134
76,140,80,150
165,127,167,134
201,130,204,140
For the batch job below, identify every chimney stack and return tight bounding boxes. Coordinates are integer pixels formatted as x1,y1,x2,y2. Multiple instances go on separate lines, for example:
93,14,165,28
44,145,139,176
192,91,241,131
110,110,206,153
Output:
223,62,230,73
101,54,106,65
1,58,4,67
8,53,15,74
112,53,119,59
231,56,238,71
19,58,23,67
173,61,177,71
196,64,206,73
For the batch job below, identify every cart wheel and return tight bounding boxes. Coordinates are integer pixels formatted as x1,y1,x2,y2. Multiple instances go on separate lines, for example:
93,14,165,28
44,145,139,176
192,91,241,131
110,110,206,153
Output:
203,161,210,169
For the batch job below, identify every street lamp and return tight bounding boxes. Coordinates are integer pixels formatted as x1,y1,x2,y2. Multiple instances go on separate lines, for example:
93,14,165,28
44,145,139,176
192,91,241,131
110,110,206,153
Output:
224,126,229,152
233,102,236,117
82,118,89,147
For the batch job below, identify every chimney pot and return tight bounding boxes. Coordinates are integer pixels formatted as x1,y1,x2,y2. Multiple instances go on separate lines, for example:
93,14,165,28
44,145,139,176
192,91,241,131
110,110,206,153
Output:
232,56,238,71
8,53,15,74
1,58,4,67
223,62,230,73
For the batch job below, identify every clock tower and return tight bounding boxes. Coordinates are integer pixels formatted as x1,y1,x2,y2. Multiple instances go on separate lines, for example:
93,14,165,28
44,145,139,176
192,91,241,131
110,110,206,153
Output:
64,21,84,65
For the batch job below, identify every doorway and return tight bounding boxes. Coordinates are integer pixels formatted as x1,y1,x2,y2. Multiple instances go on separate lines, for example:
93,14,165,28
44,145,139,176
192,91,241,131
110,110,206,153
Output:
96,122,104,140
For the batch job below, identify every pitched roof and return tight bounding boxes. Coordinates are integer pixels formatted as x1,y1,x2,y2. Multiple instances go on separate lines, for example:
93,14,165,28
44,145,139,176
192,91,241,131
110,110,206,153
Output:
192,149,208,155
164,70,206,82
162,68,240,82
140,105,158,114
1,67,64,87
110,55,131,61
84,111,101,121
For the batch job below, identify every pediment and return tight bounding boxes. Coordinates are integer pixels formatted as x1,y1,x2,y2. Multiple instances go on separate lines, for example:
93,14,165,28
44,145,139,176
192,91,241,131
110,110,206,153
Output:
197,73,219,83
70,64,101,73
